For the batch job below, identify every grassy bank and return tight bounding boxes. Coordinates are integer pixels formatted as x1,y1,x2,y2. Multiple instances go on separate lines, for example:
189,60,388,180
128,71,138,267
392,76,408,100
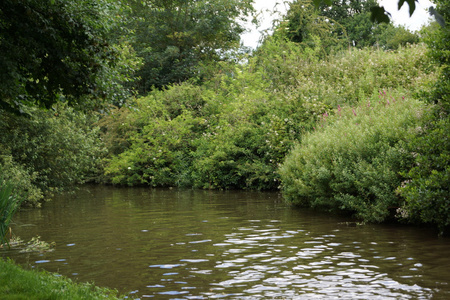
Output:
0,258,124,300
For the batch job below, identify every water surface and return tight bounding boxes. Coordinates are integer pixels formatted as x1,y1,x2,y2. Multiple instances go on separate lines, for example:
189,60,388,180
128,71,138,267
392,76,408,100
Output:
3,186,450,299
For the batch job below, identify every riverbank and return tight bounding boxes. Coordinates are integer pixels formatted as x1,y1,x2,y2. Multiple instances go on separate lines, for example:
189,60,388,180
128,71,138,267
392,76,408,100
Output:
0,258,124,299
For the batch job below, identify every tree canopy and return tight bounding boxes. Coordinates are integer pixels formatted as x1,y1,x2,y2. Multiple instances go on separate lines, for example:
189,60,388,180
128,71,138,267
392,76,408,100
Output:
312,0,420,24
123,0,255,93
0,0,129,112
274,0,419,51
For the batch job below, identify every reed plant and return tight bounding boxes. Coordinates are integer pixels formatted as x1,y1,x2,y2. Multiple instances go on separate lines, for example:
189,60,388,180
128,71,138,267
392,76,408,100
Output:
0,175,23,247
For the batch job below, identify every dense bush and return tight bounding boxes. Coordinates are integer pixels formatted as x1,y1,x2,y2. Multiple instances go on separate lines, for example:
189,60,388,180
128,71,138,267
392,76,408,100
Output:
395,0,450,235
254,39,435,107
101,42,434,191
0,106,105,206
397,115,449,234
279,92,426,222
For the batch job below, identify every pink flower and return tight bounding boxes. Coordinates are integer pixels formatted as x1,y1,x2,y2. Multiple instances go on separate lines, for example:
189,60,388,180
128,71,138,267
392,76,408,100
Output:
352,109,357,116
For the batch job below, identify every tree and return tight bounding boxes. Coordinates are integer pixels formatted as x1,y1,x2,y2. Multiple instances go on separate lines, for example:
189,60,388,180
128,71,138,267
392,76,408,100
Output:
123,0,255,93
274,0,346,54
283,0,419,50
318,0,380,48
312,0,420,24
0,0,132,112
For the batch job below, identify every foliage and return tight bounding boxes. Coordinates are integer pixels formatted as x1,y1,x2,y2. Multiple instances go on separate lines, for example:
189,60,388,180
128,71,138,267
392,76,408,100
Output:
311,0,419,24
423,0,450,113
0,0,137,112
274,0,347,56
395,0,450,235
397,115,450,235
318,0,379,48
102,43,434,191
123,0,255,93
374,24,420,50
0,156,43,206
279,92,426,223
0,258,124,299
254,39,434,107
277,0,420,51
0,176,23,247
0,106,106,206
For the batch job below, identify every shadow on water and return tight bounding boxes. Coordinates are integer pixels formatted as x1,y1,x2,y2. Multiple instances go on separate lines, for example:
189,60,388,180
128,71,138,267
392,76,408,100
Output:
3,185,450,299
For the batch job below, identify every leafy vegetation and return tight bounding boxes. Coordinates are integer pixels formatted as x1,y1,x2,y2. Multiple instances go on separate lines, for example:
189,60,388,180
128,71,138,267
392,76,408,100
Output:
395,0,450,235
279,92,426,222
121,0,255,93
0,177,23,246
0,0,447,234
101,42,434,191
0,0,137,113
0,105,106,207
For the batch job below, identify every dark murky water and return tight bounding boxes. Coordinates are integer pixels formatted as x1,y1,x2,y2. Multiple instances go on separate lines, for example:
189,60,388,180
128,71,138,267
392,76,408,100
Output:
3,185,450,299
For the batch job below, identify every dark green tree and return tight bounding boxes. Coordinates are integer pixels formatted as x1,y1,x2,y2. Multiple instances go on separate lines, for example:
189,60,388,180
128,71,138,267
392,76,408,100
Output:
312,0,420,24
0,0,132,112
318,0,379,47
123,0,255,93
285,0,419,50
275,0,345,54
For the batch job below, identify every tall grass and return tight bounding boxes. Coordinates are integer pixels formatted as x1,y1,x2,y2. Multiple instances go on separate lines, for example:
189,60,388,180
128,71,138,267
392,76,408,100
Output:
0,175,23,247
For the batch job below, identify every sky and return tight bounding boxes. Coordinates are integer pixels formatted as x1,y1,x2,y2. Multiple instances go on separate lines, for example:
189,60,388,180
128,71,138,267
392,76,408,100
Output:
241,0,434,49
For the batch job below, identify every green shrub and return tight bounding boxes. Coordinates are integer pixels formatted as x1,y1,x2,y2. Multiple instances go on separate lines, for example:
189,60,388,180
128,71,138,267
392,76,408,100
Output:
279,92,426,222
103,90,204,187
0,105,105,205
397,113,450,234
0,156,43,207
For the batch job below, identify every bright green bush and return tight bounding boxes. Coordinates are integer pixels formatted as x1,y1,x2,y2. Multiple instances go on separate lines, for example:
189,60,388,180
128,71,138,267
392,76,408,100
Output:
254,39,435,107
279,92,426,222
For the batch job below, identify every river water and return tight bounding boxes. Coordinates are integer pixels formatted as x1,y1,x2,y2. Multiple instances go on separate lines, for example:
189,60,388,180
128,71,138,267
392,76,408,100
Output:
3,185,450,299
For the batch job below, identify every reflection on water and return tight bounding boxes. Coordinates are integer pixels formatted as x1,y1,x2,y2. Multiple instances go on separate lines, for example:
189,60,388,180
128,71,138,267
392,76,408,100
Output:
3,185,450,299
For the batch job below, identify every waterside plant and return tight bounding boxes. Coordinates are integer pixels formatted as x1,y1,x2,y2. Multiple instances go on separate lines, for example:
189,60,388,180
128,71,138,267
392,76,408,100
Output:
279,91,426,223
0,176,23,247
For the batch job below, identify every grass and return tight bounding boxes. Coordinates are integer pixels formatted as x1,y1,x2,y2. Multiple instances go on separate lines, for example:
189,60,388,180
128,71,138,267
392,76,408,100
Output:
0,258,125,300
0,178,22,247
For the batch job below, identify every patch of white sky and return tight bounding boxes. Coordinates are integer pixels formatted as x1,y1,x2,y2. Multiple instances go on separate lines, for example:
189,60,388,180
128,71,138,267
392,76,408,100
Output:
241,0,435,49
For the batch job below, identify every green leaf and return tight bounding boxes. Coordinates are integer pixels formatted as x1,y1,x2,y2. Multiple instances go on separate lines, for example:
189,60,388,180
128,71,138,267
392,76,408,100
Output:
398,0,417,17
370,6,391,24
